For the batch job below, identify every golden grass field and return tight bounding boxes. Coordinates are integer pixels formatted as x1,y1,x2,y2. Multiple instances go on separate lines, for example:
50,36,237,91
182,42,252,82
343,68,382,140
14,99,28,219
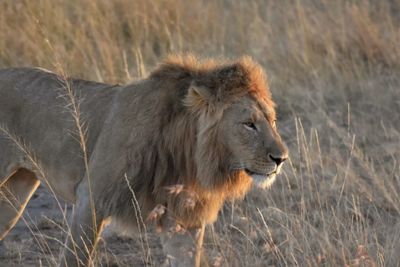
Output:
1,0,400,266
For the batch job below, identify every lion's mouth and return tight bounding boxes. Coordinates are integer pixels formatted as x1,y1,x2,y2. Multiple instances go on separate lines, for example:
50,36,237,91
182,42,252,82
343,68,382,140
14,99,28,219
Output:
244,168,275,177
244,169,277,189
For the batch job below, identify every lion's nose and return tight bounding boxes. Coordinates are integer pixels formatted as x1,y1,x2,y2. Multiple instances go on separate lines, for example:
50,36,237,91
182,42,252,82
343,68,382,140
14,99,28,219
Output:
269,154,288,166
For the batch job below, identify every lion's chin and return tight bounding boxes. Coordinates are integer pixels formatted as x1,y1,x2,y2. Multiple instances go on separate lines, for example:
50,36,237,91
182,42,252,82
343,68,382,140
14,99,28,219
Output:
251,173,276,189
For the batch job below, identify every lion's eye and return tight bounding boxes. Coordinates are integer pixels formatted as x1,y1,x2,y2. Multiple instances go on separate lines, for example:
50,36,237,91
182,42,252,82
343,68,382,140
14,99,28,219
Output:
243,121,257,131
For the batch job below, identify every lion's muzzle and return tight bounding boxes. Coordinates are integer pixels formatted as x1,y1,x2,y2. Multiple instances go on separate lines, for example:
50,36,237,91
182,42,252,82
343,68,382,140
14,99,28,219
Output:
246,154,287,189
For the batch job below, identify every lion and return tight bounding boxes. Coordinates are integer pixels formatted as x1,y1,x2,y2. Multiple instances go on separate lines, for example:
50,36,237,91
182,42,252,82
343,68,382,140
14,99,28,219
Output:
0,55,288,267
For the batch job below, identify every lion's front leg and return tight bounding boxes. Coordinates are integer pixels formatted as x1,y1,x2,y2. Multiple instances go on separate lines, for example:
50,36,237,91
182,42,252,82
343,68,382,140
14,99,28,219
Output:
59,182,105,267
161,218,208,267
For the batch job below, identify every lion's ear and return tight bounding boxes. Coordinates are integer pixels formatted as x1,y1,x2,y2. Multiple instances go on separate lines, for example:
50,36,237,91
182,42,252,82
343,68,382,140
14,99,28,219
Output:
183,83,214,111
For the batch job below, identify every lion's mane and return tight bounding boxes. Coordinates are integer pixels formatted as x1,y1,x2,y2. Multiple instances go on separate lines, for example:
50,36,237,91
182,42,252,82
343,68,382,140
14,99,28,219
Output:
101,55,275,228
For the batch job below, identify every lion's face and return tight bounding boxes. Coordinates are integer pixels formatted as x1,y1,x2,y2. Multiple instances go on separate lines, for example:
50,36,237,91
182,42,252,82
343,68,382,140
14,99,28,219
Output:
219,96,288,189
182,58,287,191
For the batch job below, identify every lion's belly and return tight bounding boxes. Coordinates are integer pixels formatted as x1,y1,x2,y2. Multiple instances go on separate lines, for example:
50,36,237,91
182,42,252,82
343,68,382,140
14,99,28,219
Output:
40,168,81,203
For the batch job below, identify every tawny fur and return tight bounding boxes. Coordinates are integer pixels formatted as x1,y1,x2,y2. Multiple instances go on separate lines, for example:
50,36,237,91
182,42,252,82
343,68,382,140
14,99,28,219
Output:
0,54,288,266
106,55,277,228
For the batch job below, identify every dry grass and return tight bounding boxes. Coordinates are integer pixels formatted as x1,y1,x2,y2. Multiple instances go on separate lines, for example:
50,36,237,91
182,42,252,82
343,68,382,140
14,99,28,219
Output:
0,0,400,266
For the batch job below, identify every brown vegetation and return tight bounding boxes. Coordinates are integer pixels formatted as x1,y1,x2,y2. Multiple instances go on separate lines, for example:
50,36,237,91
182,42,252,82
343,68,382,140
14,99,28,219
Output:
0,0,399,266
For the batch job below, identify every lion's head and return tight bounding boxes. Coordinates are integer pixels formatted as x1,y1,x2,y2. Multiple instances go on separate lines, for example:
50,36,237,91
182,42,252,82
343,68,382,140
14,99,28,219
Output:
150,55,288,226
179,56,288,191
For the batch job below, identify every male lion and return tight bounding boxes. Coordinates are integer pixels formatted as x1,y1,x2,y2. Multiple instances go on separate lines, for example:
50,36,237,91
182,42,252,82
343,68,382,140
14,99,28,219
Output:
0,55,288,267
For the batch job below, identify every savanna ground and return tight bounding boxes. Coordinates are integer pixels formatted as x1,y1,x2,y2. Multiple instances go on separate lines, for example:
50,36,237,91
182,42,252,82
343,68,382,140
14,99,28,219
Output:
0,0,400,266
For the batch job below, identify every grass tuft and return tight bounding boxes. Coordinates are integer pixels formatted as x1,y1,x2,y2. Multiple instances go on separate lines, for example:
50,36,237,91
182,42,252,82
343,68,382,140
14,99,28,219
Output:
0,0,399,266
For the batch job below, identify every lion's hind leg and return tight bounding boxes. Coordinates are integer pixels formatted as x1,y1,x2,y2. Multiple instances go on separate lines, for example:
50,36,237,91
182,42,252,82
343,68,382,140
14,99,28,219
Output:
0,168,40,240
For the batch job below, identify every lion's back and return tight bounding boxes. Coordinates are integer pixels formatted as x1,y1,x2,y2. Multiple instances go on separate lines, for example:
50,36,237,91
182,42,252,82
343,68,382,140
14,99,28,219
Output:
0,67,116,143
